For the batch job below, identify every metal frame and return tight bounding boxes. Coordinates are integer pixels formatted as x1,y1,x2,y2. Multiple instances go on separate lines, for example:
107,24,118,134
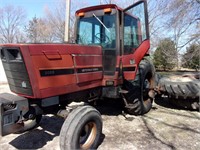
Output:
123,0,149,40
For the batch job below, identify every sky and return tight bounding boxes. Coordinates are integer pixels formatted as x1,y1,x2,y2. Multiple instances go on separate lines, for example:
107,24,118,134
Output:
0,0,99,19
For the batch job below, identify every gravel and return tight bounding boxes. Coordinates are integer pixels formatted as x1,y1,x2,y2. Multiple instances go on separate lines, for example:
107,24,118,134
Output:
0,83,200,150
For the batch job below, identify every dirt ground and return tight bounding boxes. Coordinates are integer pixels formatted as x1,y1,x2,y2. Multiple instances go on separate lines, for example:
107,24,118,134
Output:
0,83,200,150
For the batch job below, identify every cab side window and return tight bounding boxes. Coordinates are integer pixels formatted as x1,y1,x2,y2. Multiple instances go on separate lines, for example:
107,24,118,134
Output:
124,14,140,55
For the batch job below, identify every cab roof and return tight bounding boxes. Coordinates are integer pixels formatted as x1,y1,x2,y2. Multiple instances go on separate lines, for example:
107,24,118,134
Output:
76,4,123,15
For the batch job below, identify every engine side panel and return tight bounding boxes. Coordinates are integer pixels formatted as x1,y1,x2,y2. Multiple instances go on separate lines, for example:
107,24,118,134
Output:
1,44,103,99
28,44,103,98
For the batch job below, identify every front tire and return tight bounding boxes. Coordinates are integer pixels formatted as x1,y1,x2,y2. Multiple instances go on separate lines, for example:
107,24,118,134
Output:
123,59,156,115
60,105,102,150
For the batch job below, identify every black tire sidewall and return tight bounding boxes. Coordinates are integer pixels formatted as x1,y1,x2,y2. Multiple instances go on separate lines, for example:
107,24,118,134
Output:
124,59,156,115
139,59,155,114
60,106,102,150
159,76,200,99
72,112,102,149
158,75,200,110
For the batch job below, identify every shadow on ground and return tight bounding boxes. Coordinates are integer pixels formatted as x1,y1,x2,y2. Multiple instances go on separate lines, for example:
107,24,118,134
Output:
8,98,125,149
154,95,199,112
7,97,200,150
9,115,64,149
94,98,125,115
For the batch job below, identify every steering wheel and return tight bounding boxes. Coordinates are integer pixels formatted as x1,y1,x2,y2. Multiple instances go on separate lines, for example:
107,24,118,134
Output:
94,33,110,44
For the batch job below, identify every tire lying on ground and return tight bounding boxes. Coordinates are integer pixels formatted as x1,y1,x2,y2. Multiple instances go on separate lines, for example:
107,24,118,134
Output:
158,74,200,110
60,105,102,150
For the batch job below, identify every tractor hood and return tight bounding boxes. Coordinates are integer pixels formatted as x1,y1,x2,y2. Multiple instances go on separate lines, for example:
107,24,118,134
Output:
0,44,103,99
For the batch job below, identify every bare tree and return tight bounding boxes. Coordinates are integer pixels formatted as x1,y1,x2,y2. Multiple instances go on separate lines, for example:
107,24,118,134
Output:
100,0,113,4
162,0,200,67
44,1,65,42
0,5,26,43
148,0,169,42
99,0,134,6
44,0,88,42
15,30,26,43
25,17,55,43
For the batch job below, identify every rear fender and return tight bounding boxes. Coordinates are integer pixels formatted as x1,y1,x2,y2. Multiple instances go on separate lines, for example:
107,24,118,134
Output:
122,40,150,81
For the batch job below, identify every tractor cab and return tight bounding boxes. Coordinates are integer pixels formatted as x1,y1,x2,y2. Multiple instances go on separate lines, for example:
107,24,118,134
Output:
75,1,149,82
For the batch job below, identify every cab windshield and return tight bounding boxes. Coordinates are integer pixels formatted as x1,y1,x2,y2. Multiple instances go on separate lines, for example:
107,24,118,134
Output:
76,14,116,49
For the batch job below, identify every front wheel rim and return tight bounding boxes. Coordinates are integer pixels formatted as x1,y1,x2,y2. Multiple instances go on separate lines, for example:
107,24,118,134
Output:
80,122,97,150
143,78,151,100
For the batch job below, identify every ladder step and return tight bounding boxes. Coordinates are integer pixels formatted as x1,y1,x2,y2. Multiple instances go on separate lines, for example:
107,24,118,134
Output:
119,90,129,94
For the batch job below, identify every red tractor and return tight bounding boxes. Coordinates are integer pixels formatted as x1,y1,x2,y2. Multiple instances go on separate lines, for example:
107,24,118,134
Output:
0,0,156,149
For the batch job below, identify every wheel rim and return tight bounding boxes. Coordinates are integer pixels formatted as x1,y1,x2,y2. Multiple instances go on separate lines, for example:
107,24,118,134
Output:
143,78,150,100
80,122,97,150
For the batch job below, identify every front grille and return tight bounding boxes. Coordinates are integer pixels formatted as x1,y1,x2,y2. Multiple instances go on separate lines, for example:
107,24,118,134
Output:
1,48,33,96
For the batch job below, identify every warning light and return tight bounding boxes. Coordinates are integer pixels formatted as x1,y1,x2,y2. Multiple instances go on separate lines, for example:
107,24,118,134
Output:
78,12,85,17
104,8,112,13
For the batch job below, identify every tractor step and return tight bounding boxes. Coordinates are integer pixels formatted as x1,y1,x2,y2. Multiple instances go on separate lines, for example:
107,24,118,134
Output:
119,90,129,94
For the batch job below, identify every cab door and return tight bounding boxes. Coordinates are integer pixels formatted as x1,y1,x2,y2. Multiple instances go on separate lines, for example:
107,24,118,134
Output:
122,0,150,80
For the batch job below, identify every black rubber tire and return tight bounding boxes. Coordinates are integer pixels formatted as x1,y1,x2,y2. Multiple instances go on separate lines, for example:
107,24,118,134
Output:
158,74,200,110
158,75,200,99
60,105,102,150
123,59,156,115
35,114,42,124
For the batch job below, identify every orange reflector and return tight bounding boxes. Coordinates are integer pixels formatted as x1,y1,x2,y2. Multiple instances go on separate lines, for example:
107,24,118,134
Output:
104,8,112,13
78,12,85,17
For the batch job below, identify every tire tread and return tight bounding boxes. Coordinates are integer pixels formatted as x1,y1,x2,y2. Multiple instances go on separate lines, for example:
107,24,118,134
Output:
158,75,200,109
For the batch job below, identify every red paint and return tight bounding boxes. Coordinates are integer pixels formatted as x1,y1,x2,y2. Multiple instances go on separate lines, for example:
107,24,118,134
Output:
1,44,103,99
122,40,150,80
76,4,122,15
0,2,150,100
